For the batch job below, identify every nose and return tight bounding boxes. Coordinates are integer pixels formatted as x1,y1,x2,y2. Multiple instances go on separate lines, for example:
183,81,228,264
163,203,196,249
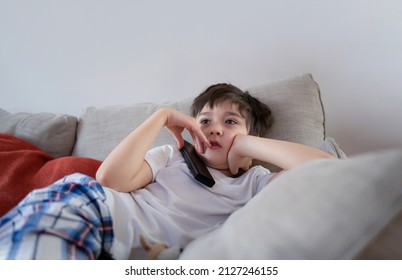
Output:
209,123,223,136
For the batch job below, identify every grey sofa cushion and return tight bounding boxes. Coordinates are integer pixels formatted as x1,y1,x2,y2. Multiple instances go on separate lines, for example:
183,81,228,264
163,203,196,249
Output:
0,109,77,158
72,99,194,160
73,73,326,168
179,148,402,259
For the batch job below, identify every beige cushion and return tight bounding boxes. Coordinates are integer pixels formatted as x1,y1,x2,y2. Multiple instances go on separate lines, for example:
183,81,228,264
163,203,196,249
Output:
0,109,77,158
73,73,326,167
179,148,402,259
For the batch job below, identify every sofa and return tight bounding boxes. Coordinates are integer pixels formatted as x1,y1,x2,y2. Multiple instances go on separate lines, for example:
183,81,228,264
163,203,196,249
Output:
1,73,402,259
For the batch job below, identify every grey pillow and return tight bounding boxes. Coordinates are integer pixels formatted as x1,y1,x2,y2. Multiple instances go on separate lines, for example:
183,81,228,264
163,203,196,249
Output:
179,148,402,259
73,73,326,165
0,108,78,158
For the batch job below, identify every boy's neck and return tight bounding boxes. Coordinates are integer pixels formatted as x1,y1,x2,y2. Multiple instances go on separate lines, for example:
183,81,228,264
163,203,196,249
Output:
214,167,246,178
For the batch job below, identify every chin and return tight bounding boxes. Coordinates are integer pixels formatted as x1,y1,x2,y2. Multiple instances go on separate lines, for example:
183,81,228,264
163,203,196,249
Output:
199,153,227,170
204,157,228,170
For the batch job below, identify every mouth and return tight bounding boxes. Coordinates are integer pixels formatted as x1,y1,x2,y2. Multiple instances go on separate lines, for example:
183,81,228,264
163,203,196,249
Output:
209,140,222,150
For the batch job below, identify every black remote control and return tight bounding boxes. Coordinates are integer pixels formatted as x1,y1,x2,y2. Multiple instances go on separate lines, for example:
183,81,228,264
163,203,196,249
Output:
180,140,215,187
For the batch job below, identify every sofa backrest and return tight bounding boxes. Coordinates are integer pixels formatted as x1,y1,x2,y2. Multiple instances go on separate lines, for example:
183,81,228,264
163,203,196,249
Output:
72,73,325,171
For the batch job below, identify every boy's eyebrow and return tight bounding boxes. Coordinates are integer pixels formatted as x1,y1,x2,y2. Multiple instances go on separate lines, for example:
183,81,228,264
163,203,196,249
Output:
225,111,244,118
198,111,244,118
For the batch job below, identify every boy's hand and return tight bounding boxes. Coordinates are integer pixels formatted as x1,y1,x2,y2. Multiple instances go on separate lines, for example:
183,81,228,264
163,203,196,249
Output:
227,134,252,175
163,108,210,154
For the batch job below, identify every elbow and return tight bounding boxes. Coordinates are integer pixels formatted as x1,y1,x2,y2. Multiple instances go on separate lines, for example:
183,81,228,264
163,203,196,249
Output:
96,165,117,189
95,167,136,192
96,162,128,191
95,168,109,187
96,169,124,191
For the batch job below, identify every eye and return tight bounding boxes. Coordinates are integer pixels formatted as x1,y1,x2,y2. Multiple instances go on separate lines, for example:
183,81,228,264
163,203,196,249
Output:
199,119,210,125
225,119,238,125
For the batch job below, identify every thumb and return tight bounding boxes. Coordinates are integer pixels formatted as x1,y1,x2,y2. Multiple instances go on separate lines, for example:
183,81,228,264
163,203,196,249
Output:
229,163,239,176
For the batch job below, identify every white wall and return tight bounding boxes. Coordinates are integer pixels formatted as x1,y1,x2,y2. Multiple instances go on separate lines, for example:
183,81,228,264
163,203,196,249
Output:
1,0,401,155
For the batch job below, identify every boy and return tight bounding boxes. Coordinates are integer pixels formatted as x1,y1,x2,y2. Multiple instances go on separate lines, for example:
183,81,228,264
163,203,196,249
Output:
0,83,333,259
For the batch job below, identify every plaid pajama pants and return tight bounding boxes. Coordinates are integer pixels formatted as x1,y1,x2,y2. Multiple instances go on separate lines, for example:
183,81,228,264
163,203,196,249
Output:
0,173,114,260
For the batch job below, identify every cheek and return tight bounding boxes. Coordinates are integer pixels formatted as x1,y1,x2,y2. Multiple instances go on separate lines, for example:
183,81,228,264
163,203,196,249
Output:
231,128,249,138
200,127,208,137
241,125,249,134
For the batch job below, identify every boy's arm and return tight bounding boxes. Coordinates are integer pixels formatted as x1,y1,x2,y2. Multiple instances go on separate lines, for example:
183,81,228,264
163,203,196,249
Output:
228,134,335,175
96,108,210,192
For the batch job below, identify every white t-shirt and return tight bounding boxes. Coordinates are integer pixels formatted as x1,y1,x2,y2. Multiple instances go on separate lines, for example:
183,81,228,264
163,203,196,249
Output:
103,145,273,259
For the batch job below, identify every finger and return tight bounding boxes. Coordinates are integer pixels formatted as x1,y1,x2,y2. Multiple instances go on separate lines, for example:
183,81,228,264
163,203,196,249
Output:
229,164,239,175
168,127,185,149
197,133,211,154
174,133,185,149
195,137,205,154
231,167,239,175
188,129,210,154
176,137,185,150
243,159,252,171
189,132,203,154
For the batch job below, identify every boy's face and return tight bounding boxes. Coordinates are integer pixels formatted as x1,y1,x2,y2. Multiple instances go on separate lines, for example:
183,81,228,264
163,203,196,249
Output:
195,101,248,171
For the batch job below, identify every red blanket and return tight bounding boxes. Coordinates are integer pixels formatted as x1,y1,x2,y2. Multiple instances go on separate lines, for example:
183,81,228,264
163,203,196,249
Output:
0,133,102,216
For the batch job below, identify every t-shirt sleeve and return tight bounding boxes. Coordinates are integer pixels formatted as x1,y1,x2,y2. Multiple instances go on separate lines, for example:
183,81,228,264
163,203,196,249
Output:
255,166,274,194
144,145,174,181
